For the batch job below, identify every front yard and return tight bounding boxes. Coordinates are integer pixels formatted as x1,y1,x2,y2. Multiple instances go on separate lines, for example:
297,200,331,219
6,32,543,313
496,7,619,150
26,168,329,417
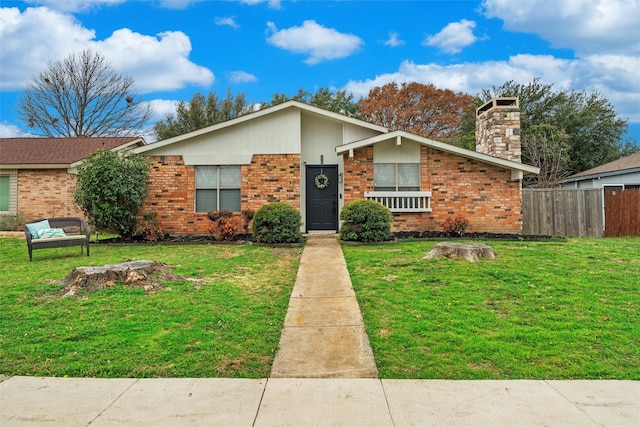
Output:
1,236,638,379
343,238,640,379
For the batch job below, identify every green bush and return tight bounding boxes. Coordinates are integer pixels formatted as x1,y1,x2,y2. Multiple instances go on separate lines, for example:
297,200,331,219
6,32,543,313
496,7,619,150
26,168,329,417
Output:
252,202,304,244
339,199,393,242
73,149,151,239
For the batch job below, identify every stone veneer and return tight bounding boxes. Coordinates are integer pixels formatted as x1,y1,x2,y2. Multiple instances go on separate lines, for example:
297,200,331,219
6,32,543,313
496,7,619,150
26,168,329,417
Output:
342,146,522,234
141,154,300,235
475,98,522,163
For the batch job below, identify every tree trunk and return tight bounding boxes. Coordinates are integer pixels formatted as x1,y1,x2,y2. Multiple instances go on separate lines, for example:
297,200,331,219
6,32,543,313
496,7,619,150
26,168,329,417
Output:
423,242,497,262
59,260,183,297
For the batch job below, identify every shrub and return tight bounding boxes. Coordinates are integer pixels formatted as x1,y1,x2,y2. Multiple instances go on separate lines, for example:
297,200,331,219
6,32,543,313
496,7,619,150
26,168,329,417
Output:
135,212,165,242
74,149,151,239
208,210,244,241
339,199,393,242
0,213,25,231
441,214,471,237
252,203,303,244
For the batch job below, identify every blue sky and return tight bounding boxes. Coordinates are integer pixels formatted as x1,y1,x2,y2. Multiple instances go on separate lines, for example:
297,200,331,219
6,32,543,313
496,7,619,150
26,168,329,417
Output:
1,0,639,143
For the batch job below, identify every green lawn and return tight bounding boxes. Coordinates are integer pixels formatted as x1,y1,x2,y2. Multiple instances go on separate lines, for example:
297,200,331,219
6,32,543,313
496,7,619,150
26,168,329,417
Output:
0,237,302,378
3,236,639,380
342,238,640,380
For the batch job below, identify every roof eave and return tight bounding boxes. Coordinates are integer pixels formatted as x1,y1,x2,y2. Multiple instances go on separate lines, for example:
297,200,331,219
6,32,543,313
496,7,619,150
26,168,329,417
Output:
336,130,540,176
558,167,640,184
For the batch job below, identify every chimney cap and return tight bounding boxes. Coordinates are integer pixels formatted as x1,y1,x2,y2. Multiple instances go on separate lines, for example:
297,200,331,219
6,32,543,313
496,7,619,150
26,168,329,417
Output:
476,97,519,116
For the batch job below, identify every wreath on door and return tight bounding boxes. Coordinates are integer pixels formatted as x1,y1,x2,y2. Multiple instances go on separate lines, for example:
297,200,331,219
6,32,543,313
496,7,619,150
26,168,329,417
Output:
314,173,329,189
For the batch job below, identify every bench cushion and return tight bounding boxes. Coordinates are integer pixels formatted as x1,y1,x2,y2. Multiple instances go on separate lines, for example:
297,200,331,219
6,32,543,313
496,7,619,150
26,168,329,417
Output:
36,228,67,239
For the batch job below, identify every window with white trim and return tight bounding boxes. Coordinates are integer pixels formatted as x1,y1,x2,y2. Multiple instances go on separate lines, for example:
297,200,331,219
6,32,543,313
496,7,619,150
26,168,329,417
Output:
374,163,420,191
195,166,241,212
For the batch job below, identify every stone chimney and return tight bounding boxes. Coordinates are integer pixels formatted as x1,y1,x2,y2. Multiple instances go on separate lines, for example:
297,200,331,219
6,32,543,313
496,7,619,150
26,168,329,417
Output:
475,97,521,163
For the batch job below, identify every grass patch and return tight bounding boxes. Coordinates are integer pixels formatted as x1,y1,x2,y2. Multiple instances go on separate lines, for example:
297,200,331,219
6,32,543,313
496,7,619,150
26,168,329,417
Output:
0,238,302,378
342,238,640,380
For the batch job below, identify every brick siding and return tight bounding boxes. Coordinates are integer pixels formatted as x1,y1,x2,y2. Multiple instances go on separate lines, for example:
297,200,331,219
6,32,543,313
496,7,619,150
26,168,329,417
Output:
343,146,522,234
17,169,84,220
142,154,301,235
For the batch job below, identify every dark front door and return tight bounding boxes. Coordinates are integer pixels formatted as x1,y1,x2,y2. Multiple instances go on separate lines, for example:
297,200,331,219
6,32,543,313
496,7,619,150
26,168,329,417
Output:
306,165,338,231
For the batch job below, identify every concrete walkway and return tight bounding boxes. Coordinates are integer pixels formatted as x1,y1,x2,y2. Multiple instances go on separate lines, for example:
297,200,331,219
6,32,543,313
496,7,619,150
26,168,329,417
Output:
270,234,378,378
1,234,639,426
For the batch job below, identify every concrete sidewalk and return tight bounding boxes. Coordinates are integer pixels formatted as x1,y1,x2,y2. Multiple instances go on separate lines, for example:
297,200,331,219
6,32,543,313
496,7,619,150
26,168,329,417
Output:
1,376,638,426
270,234,377,378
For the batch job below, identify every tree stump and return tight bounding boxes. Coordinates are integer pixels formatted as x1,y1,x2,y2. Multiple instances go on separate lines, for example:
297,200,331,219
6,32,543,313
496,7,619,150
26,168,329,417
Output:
423,242,498,262
59,260,185,297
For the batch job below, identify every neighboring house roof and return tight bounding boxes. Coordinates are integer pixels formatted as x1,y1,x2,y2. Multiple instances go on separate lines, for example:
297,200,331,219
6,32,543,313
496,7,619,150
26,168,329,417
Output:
558,151,640,184
337,130,540,179
136,100,388,154
0,137,146,169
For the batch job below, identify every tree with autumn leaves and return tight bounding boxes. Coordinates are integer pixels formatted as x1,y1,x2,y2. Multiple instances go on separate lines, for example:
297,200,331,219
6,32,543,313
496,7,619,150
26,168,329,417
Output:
358,82,473,141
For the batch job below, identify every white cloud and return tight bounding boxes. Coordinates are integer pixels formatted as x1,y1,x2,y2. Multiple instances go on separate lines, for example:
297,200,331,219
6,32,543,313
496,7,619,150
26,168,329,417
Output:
23,0,125,13
384,32,405,47
239,0,281,9
0,122,33,138
228,71,257,84
0,7,214,93
266,20,363,64
0,6,96,89
482,0,640,55
344,53,640,123
423,19,478,54
214,16,240,29
158,0,202,9
95,28,214,92
146,99,180,122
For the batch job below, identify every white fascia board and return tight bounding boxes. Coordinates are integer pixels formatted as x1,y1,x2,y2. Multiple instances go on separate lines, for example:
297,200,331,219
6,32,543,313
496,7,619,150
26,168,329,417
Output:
136,100,388,155
336,130,540,176
0,163,69,169
182,154,253,165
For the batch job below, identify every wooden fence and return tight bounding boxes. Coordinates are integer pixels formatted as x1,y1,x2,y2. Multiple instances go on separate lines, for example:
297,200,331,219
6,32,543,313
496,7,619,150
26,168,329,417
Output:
522,188,640,237
522,189,604,237
604,188,640,237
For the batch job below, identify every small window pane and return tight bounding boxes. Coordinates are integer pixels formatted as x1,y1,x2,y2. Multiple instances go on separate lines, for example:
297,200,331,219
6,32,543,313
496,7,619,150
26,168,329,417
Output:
220,166,241,187
0,176,9,211
220,189,241,212
195,166,217,189
398,164,420,187
196,189,217,212
374,164,395,187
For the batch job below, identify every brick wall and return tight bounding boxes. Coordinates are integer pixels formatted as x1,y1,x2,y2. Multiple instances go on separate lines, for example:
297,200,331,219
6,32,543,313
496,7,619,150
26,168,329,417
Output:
342,146,523,234
17,169,84,220
142,154,301,235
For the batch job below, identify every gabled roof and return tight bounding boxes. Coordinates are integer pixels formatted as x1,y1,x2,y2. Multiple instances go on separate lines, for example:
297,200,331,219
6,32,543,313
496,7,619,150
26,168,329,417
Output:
336,130,540,179
136,100,388,153
0,137,146,169
559,151,640,184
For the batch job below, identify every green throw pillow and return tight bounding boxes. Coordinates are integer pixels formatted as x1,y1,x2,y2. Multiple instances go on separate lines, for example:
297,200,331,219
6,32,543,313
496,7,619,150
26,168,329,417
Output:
26,220,51,239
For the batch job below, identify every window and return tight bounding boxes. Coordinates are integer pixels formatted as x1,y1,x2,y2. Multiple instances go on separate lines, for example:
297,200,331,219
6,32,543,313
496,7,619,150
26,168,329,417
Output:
0,176,9,211
195,166,241,212
374,163,420,191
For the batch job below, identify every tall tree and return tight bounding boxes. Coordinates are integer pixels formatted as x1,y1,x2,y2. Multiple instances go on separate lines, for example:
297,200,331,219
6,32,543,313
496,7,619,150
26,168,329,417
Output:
479,78,636,184
16,49,151,138
358,82,474,140
265,87,360,116
153,89,251,140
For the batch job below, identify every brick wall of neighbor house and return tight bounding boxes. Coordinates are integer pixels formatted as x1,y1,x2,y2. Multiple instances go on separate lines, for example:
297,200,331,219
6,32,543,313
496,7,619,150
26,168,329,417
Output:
17,169,84,220
343,146,522,234
142,154,301,235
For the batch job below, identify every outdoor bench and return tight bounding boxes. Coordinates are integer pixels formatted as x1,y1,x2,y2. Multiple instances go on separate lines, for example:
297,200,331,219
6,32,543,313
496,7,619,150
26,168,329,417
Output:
24,217,91,261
